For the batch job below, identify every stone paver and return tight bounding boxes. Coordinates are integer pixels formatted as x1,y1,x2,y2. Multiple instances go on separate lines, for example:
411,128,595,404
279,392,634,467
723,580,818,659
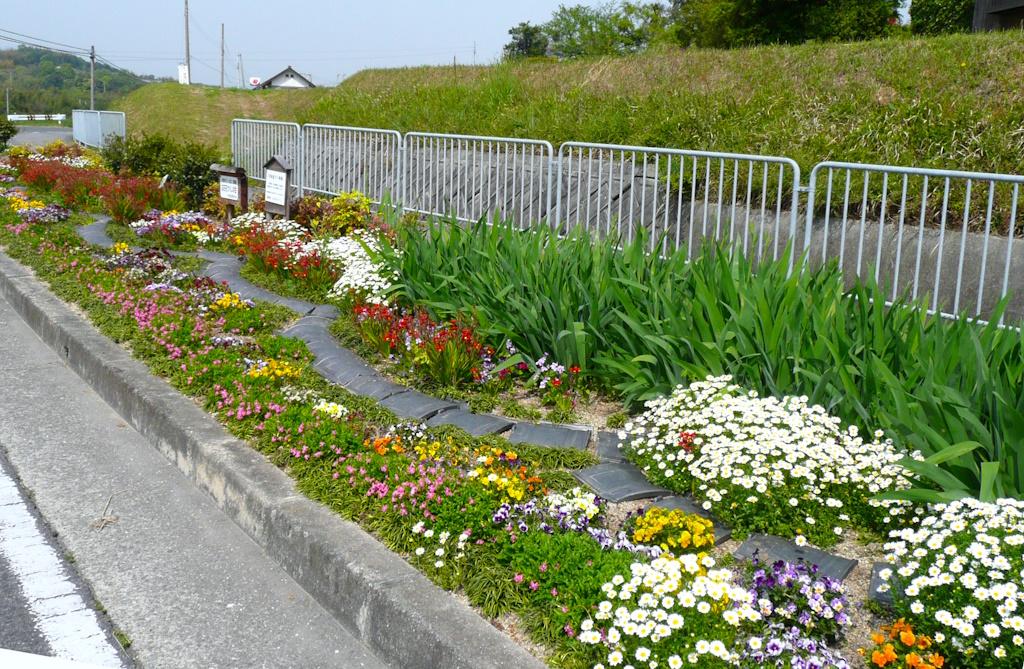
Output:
425,409,515,436
380,391,459,421
507,422,591,450
572,462,670,503
733,533,858,582
868,562,898,607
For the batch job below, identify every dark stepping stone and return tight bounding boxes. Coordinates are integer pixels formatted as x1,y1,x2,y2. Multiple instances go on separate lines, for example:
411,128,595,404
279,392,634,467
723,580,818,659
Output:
733,533,858,582
381,391,458,421
343,374,405,400
76,222,114,248
426,409,514,436
572,462,670,503
197,249,237,262
309,304,339,321
507,422,590,450
868,562,901,607
642,495,732,544
595,431,627,463
311,351,375,386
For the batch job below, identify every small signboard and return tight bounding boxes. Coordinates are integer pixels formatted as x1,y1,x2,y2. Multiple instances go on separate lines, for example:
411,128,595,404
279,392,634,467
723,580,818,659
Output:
264,169,287,206
209,163,248,218
219,175,239,201
262,155,293,219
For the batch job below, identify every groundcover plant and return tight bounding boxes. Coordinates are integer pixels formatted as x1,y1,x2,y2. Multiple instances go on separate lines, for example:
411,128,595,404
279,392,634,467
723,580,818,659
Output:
4,147,1023,668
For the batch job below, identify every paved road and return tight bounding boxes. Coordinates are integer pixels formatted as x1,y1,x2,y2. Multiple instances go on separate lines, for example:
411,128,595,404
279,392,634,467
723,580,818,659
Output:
10,126,75,148
0,291,388,668
0,446,129,667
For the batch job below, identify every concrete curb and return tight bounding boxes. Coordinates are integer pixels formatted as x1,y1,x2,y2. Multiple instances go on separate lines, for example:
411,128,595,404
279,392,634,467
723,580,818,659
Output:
0,249,544,669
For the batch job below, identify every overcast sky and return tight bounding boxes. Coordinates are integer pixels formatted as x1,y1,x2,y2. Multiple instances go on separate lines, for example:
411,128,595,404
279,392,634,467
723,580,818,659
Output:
3,1,914,87
1,1,581,86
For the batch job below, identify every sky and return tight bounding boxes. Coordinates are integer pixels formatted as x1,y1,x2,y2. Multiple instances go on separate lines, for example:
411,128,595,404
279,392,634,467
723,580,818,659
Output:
3,1,914,87
1,1,580,87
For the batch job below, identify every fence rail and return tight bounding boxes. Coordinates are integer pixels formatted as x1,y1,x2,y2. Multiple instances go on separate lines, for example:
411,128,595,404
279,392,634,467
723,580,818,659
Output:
301,124,402,205
402,133,553,228
554,142,801,265
230,117,1024,324
72,110,125,149
804,162,1024,324
231,119,303,192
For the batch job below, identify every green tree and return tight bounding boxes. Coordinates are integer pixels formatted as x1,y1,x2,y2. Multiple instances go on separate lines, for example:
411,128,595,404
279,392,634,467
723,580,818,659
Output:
504,22,550,59
911,0,974,35
674,0,899,47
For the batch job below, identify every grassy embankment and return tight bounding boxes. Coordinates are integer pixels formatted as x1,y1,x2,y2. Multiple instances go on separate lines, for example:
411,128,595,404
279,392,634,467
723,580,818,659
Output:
112,83,327,152
117,31,1024,175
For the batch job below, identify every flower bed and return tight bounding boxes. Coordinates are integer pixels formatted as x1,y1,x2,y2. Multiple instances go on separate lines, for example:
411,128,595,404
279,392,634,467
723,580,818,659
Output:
619,376,920,547
7,153,1024,668
0,184,883,669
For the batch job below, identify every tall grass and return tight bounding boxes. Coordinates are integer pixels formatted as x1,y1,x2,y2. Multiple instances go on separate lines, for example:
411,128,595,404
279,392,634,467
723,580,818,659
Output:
305,31,1024,178
382,216,1024,498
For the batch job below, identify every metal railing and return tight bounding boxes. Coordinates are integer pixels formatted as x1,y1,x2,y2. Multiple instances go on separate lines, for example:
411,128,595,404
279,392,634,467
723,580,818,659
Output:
230,119,303,190
804,162,1024,324
229,118,1024,324
402,132,553,228
72,110,125,149
554,142,802,264
300,124,402,205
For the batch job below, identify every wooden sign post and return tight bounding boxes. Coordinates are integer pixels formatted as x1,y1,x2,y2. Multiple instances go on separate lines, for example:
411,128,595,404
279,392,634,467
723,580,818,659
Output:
262,155,293,221
209,164,248,218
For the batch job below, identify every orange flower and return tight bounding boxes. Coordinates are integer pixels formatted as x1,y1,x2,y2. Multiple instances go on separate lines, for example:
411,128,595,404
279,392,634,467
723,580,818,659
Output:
906,652,922,667
871,633,886,645
928,654,944,668
883,644,897,662
900,630,917,647
871,650,890,667
916,636,932,650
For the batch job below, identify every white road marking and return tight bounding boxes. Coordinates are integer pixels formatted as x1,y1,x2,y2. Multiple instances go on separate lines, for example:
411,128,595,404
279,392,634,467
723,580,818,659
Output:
0,466,125,668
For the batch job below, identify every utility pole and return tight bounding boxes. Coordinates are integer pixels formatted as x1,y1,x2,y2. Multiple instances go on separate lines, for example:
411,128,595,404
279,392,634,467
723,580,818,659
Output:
237,54,242,88
184,0,191,85
89,46,95,109
473,42,476,65
220,23,225,88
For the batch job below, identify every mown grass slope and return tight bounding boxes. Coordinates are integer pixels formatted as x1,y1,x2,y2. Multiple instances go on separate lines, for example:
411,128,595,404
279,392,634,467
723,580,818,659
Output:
302,31,1024,175
113,83,327,151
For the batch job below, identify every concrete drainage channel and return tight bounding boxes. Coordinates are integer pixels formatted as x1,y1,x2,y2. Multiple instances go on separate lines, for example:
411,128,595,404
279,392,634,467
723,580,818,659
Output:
1,215,871,666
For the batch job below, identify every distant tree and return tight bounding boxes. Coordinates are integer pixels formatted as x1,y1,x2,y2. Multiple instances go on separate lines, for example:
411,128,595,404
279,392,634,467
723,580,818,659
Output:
504,22,550,59
674,0,899,47
538,2,674,58
911,0,974,34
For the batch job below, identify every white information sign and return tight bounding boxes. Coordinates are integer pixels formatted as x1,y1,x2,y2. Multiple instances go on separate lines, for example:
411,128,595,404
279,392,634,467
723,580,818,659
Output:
265,169,287,206
219,175,239,201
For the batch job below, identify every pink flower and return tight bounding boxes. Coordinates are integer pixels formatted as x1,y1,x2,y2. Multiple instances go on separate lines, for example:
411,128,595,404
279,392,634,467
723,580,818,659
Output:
513,573,524,583
551,588,558,597
528,581,539,591
539,562,547,572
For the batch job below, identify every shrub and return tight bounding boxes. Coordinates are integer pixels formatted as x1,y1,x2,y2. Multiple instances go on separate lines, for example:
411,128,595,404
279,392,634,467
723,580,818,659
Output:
0,116,16,149
101,132,222,210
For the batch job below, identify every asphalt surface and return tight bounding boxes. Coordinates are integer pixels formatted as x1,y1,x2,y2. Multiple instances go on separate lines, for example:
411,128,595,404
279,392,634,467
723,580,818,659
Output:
0,439,128,667
9,126,75,148
0,289,388,668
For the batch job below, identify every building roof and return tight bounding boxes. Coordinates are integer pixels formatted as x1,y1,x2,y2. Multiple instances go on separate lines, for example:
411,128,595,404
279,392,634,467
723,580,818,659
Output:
256,66,315,89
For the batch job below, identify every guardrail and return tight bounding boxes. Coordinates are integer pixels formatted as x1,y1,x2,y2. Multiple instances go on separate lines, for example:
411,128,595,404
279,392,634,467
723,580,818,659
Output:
804,162,1024,324
230,119,303,192
71,110,125,149
554,142,801,264
403,132,553,228
301,124,402,205
7,114,67,124
231,118,1024,323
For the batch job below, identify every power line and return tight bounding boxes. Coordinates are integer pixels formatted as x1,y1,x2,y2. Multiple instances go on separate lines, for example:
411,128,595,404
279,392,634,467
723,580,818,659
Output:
0,28,88,54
